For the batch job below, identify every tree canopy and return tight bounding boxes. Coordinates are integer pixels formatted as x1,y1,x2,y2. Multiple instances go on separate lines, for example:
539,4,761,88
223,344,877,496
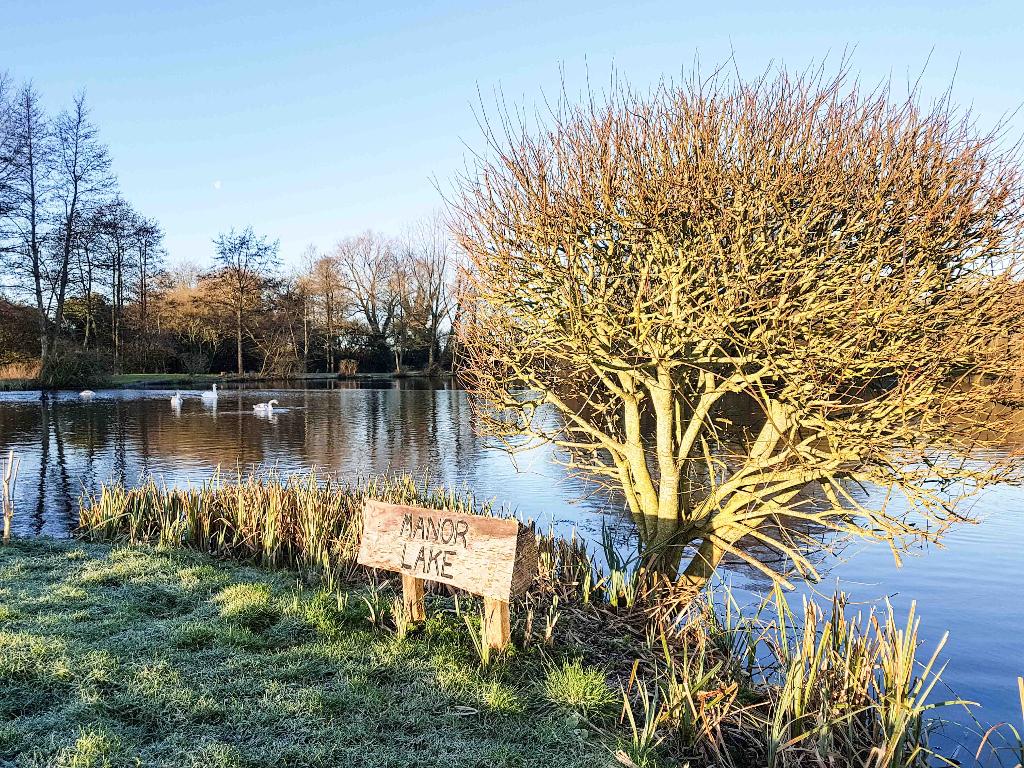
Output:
453,66,1024,592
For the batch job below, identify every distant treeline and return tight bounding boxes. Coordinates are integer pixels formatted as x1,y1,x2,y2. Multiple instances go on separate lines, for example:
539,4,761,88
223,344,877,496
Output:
0,73,460,381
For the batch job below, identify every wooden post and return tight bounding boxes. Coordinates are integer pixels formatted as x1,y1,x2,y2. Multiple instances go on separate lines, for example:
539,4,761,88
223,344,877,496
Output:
2,451,17,543
401,573,426,623
483,597,511,650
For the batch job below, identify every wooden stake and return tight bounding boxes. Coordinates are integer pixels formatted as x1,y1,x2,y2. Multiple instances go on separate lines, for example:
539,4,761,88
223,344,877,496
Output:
483,597,511,650
2,451,17,543
401,573,426,623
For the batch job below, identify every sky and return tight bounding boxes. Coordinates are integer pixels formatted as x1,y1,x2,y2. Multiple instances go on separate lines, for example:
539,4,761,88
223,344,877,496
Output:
3,0,1023,269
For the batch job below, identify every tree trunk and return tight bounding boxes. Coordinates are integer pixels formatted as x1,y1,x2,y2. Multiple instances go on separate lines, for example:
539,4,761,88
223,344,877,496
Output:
48,219,75,360
302,295,309,372
236,306,244,375
326,298,334,372
34,238,47,364
677,535,726,595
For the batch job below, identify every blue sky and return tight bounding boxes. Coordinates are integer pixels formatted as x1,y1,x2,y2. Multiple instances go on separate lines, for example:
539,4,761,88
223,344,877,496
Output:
4,0,1023,268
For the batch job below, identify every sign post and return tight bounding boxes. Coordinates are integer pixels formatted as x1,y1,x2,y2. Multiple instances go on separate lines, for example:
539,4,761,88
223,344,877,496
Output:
357,500,537,649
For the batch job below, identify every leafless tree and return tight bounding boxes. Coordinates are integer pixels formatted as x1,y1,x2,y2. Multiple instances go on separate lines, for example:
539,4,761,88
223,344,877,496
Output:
5,83,52,360
304,245,346,372
332,231,399,355
0,73,16,231
133,215,163,365
400,215,457,370
453,66,1024,593
50,93,113,358
94,197,134,366
211,227,280,375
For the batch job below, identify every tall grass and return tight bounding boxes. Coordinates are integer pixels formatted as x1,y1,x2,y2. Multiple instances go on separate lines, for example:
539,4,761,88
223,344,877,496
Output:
977,677,1024,768
78,471,968,768
0,358,41,381
79,471,495,587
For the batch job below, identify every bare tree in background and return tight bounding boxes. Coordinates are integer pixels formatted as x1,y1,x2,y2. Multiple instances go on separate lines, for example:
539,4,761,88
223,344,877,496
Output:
0,73,16,229
333,231,399,362
453,67,1024,593
50,93,113,358
211,227,280,375
72,207,102,349
6,83,52,360
151,264,222,374
304,245,346,372
95,197,134,367
133,215,163,366
403,215,456,371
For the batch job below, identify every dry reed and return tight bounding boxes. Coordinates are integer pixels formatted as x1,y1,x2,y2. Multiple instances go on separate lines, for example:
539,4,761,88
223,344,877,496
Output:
0,359,41,381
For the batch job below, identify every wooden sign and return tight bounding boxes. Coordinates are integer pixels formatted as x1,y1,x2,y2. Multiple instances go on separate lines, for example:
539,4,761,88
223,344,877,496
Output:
357,500,537,649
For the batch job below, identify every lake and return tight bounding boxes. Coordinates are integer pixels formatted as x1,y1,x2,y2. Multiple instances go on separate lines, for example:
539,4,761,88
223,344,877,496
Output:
1,380,1021,761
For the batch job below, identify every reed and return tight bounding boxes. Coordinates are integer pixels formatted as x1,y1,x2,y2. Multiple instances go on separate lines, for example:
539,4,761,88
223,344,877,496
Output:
78,471,967,768
0,358,41,381
79,471,497,588
977,677,1024,768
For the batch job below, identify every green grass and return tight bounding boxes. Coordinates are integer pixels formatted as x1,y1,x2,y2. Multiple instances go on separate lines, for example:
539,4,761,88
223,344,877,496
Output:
0,538,618,767
542,659,618,717
108,373,218,386
108,372,354,388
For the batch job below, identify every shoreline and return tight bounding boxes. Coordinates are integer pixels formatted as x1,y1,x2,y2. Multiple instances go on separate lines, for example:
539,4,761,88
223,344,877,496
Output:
0,370,455,393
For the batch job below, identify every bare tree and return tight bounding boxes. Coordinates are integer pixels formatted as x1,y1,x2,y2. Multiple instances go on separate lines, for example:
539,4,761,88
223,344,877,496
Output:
72,207,102,349
6,83,52,360
333,231,399,358
211,227,279,375
94,197,134,366
133,215,163,366
151,264,222,374
405,215,456,371
50,93,113,358
453,67,1024,593
304,245,346,372
0,73,16,230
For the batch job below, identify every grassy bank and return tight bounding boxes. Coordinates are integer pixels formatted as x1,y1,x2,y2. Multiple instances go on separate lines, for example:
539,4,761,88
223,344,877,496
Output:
72,472,974,768
0,537,620,767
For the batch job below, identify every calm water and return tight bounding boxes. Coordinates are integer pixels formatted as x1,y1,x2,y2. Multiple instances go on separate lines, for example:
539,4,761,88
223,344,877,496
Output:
1,381,1021,759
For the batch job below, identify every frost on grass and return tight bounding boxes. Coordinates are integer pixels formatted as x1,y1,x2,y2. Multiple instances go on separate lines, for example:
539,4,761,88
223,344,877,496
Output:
0,539,613,767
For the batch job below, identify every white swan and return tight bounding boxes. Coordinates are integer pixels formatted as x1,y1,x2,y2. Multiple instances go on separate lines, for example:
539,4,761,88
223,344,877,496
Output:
200,383,218,402
253,399,278,415
170,391,182,409
79,390,95,400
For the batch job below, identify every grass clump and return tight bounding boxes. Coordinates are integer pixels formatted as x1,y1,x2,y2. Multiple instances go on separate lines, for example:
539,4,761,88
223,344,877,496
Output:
213,583,280,632
542,659,617,718
63,726,124,768
0,359,41,385
39,349,112,389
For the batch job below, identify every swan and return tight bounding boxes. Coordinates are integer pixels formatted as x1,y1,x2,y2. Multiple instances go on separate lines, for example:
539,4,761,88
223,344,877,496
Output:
170,391,182,409
79,390,95,400
253,399,278,415
200,384,218,402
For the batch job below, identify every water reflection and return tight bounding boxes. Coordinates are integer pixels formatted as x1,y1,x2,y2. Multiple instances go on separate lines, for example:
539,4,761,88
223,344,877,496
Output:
0,381,615,538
